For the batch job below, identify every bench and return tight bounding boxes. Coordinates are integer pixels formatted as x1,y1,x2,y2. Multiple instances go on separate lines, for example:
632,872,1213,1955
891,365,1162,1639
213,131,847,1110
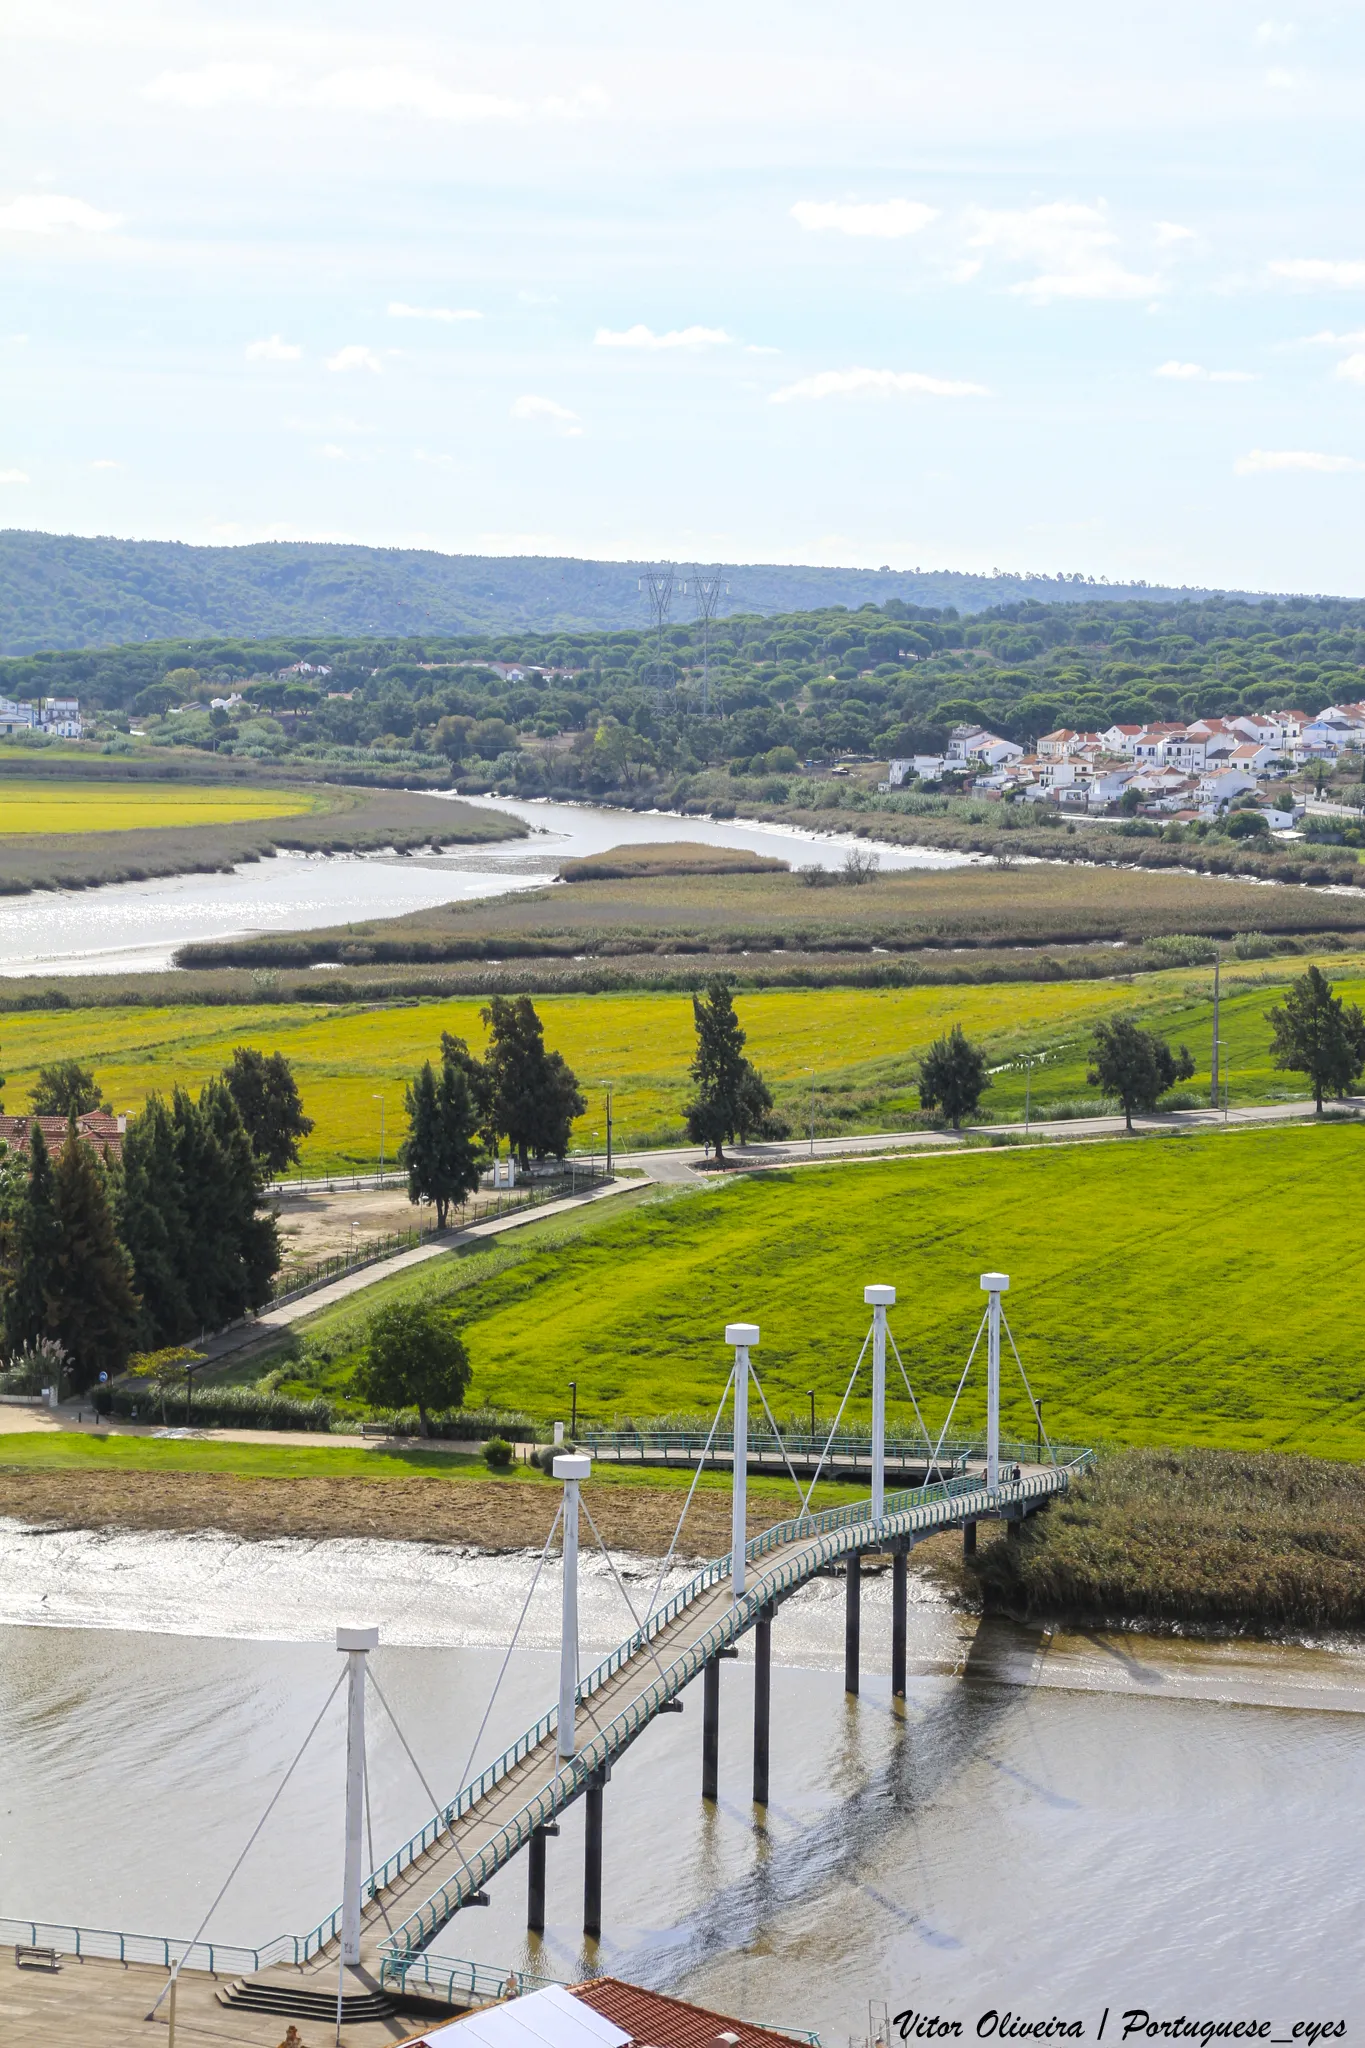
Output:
361,1423,396,1440
15,1945,62,1971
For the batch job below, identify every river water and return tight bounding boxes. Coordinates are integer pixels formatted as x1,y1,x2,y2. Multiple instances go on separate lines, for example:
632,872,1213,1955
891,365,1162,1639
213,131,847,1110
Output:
0,796,973,978
1,1524,1359,2032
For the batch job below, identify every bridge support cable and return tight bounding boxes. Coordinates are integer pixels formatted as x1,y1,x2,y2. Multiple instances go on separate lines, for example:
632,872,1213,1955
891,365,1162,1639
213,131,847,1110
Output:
1000,1307,1056,1466
579,1494,673,1695
748,1364,811,1507
453,1500,564,1800
145,1665,348,2020
886,1329,944,1481
644,1363,734,1625
928,1308,989,1475
844,1552,861,1696
798,1330,871,1517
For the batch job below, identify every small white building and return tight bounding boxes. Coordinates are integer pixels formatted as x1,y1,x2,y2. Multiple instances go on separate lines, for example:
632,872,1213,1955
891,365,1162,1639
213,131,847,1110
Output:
0,696,35,733
1198,767,1260,808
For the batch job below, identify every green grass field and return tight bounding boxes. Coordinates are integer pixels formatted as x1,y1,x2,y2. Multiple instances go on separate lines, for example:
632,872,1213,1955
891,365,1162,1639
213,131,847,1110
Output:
1,955,1359,1162
276,1123,1365,1458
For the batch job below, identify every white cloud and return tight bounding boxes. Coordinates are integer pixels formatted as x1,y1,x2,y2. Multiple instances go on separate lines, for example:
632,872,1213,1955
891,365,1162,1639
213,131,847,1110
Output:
246,334,302,362
1154,360,1255,381
318,443,347,460
1264,66,1301,89
1235,448,1363,474
0,468,30,484
1154,222,1196,246
90,458,121,469
145,62,524,122
1336,353,1365,384
1255,20,1297,44
769,367,988,403
510,394,582,436
388,302,482,323
326,345,382,374
0,194,121,233
594,324,732,350
1297,328,1365,347
966,202,1159,302
1270,258,1365,289
790,199,938,239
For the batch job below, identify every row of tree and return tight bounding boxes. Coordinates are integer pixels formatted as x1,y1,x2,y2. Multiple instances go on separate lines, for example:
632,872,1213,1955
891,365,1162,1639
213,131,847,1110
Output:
400,997,586,1221
915,965,1365,1131
0,1047,309,1389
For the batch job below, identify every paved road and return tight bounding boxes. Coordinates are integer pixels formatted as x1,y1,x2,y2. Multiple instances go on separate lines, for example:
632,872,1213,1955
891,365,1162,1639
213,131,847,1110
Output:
615,1094,1362,1182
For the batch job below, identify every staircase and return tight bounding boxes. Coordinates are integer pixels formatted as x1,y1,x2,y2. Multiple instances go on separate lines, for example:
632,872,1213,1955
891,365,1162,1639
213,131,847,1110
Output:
217,1972,396,2024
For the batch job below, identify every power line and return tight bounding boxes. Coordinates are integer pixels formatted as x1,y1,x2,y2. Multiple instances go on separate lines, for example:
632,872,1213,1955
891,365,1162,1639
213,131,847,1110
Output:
683,566,729,718
638,564,674,714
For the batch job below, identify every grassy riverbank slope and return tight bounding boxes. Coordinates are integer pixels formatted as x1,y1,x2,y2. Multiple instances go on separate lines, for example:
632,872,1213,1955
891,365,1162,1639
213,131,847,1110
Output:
0,956,1361,1162
267,1123,1365,1458
969,1448,1365,1632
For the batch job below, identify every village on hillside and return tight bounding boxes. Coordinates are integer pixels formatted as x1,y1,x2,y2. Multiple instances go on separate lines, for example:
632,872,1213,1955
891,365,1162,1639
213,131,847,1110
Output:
891,701,1365,824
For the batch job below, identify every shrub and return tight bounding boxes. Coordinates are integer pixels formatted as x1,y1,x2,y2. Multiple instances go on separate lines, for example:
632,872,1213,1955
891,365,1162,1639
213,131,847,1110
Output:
483,1436,514,1469
96,1384,335,1431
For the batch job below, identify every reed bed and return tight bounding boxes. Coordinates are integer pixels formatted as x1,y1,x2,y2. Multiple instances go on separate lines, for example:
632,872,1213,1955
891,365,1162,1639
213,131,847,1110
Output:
974,1447,1365,1631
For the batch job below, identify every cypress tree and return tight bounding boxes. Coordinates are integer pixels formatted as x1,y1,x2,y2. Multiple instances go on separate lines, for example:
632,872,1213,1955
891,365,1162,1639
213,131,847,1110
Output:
48,1118,138,1388
119,1095,193,1345
5,1124,61,1355
200,1078,279,1311
684,980,776,1164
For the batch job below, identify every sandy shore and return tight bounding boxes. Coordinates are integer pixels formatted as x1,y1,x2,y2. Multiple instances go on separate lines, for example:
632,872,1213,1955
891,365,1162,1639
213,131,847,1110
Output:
0,1467,971,1581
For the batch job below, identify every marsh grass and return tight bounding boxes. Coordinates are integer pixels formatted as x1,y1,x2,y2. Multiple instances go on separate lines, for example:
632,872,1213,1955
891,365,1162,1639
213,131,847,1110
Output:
973,1447,1365,1631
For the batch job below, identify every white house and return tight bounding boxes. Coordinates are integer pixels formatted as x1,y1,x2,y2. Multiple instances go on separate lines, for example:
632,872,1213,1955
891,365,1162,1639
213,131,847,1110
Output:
888,755,946,784
1228,741,1279,776
0,697,35,733
1198,767,1260,807
1087,767,1139,808
39,695,82,737
1037,728,1077,759
1100,723,1145,756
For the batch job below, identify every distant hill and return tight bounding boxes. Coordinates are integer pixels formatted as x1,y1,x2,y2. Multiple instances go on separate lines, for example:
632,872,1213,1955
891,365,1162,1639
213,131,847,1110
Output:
0,529,1252,654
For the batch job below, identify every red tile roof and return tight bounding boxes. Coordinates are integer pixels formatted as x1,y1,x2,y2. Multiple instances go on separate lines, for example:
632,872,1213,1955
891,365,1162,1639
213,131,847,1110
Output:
572,1978,806,2048
0,1111,124,1157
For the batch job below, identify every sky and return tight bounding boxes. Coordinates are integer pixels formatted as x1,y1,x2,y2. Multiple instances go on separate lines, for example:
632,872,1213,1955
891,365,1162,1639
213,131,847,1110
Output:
3,0,1365,594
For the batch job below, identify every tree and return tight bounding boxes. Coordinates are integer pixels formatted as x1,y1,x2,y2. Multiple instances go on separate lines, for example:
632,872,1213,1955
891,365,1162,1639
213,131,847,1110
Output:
356,1301,471,1436
169,1083,279,1330
481,996,586,1168
400,1058,484,1227
1088,1019,1196,1131
118,1095,193,1344
4,1124,60,1356
46,1117,138,1388
917,1025,991,1130
30,1060,106,1117
222,1047,314,1176
683,979,777,1164
1266,966,1365,1112
440,1032,496,1146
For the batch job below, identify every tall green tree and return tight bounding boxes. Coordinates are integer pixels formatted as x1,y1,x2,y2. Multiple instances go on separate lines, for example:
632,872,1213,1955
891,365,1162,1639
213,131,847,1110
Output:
356,1301,471,1437
118,1094,193,1344
4,1124,60,1356
401,1058,484,1227
480,996,586,1167
221,1047,315,1176
440,1032,496,1146
1088,1019,1196,1131
47,1117,138,1388
917,1025,991,1130
169,1084,279,1331
1267,966,1365,1112
683,979,777,1164
30,1060,106,1117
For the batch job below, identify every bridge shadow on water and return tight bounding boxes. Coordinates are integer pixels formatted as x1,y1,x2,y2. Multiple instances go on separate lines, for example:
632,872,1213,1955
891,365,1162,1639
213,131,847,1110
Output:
571,1614,1064,1989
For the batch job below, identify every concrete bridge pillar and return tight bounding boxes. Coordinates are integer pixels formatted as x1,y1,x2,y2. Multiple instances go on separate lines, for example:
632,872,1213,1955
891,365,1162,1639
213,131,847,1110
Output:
726,1323,759,1603
891,1542,909,1699
336,1624,379,1968
583,1769,607,1938
844,1551,861,1696
526,1820,557,1933
702,1656,720,1800
864,1284,895,1520
753,1603,775,1805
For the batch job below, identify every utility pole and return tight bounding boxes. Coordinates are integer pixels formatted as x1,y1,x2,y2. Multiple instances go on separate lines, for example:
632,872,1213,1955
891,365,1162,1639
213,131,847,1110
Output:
809,1069,816,1155
372,1094,385,1177
639,565,675,716
1024,1054,1034,1134
684,566,729,719
605,1085,613,1175
1210,957,1220,1111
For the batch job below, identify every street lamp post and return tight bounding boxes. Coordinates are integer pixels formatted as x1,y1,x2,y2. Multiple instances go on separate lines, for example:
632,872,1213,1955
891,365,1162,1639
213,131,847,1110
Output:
372,1095,385,1178
570,1379,578,1436
1024,1054,1034,1135
809,1069,816,1157
807,1387,815,1447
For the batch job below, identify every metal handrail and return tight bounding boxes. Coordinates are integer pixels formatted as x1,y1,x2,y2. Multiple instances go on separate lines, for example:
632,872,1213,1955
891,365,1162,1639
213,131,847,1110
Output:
0,1915,267,1977
379,1461,1086,1960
